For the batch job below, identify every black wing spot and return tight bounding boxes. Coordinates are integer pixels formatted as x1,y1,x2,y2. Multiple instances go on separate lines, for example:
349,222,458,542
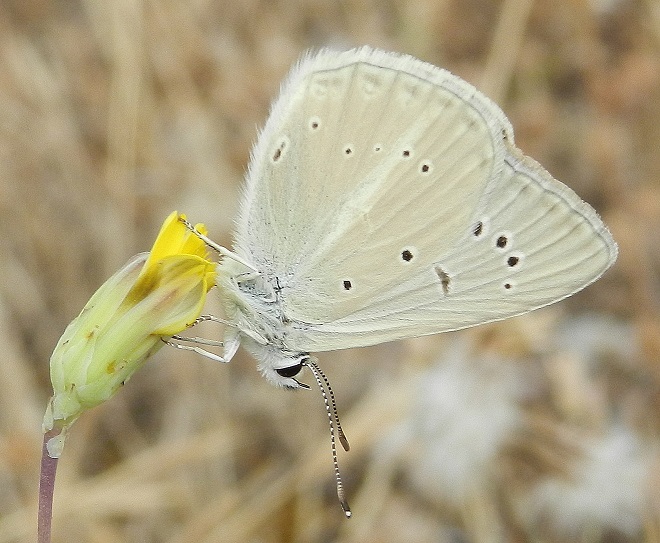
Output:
507,256,520,267
434,266,451,295
473,221,484,237
504,282,512,290
343,145,354,156
401,249,413,262
402,149,411,158
496,235,508,248
343,280,352,291
310,117,320,130
374,144,382,152
272,138,288,163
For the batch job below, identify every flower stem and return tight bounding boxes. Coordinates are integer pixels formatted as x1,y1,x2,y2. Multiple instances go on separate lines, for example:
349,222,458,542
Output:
38,429,60,543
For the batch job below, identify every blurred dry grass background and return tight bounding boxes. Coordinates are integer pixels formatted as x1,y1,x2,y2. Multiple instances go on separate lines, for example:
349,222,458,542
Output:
0,0,658,542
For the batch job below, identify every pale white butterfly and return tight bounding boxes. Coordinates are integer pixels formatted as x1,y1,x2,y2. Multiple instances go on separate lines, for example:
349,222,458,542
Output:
178,46,617,516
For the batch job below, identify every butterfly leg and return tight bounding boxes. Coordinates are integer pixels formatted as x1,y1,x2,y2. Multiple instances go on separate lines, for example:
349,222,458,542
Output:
179,216,259,272
164,336,230,363
164,314,238,363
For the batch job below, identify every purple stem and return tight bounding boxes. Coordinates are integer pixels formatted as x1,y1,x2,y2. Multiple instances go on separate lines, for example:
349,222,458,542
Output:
38,429,60,543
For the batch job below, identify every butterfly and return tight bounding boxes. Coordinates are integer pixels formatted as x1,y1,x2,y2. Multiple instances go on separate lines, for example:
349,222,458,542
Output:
178,46,617,516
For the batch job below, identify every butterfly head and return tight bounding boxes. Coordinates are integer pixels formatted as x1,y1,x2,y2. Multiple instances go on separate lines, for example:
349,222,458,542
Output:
244,338,311,389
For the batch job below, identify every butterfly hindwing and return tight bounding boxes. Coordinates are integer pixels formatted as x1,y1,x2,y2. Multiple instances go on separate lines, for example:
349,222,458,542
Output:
233,47,617,353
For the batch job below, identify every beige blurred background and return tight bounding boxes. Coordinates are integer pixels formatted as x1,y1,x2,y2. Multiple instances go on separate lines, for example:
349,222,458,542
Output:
0,0,658,542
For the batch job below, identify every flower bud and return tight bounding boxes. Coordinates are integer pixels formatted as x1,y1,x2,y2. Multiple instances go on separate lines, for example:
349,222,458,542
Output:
43,212,216,457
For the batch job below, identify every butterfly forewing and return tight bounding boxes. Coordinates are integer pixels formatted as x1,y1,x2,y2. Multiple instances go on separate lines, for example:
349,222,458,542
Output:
238,50,509,316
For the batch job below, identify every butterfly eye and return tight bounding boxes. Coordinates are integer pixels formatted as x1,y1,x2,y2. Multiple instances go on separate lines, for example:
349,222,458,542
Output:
275,362,303,378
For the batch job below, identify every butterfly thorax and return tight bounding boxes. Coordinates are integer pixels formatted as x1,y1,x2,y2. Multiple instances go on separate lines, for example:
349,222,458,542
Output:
216,258,310,388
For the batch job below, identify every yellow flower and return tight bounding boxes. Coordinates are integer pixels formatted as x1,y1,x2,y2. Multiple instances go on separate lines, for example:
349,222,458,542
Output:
43,211,216,457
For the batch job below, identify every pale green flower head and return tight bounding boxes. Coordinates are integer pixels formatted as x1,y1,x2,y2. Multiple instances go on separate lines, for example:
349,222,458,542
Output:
43,211,216,457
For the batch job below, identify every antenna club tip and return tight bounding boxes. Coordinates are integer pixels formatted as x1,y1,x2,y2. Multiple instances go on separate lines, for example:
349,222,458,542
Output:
339,433,350,452
341,501,352,518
